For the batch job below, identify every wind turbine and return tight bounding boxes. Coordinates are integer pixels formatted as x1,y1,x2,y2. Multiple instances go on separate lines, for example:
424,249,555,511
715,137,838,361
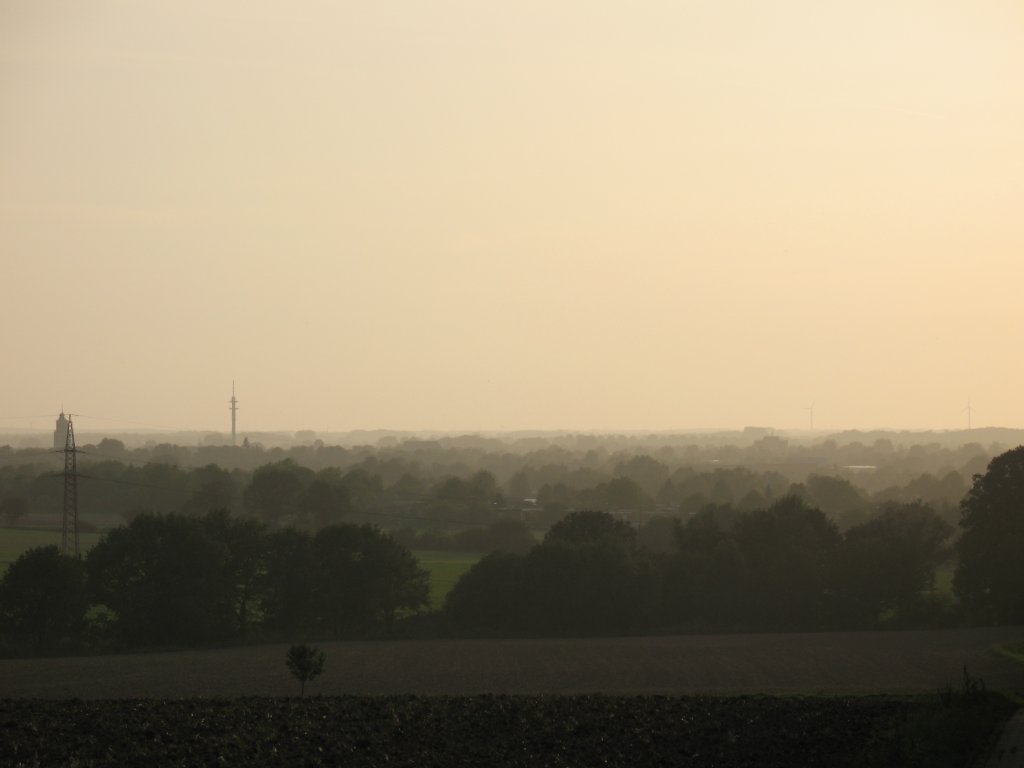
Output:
962,397,974,431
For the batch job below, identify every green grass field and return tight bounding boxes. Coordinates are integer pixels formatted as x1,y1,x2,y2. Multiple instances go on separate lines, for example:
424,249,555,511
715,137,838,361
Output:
994,640,1024,664
0,527,103,572
933,562,956,597
412,550,482,608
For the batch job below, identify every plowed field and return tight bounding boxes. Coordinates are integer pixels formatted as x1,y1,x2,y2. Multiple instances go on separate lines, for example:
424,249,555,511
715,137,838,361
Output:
2,627,1021,699
0,694,1011,768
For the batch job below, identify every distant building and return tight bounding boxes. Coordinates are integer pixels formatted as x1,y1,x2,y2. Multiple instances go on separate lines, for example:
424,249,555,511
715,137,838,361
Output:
54,411,69,450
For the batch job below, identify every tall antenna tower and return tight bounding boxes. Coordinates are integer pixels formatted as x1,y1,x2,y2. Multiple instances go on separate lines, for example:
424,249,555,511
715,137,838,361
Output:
61,415,79,558
964,397,974,431
229,382,239,446
805,402,815,432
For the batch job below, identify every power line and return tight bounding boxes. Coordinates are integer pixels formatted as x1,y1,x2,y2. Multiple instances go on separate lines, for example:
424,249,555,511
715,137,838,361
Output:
78,451,160,466
68,443,243,470
77,450,204,469
363,508,547,532
74,473,242,501
57,472,545,531
0,413,185,431
39,471,230,511
69,413,189,432
0,415,65,421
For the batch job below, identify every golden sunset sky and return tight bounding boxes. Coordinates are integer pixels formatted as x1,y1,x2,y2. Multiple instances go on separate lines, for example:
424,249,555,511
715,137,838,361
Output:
2,1,1022,433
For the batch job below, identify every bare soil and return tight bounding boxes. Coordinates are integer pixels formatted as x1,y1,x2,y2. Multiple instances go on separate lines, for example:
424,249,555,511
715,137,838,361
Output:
2,626,1022,699
0,695,944,768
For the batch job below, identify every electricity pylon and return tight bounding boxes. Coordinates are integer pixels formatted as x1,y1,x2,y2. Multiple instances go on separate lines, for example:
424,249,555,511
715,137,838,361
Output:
61,415,79,558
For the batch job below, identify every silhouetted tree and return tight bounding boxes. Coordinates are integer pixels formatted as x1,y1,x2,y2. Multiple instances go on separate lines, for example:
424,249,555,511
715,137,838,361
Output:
613,455,669,497
544,509,636,549
86,514,236,646
447,511,655,635
202,509,266,638
430,471,503,523
444,551,526,633
0,497,29,527
258,528,316,636
182,464,237,516
286,644,325,696
363,533,431,633
338,467,384,516
96,437,126,454
310,525,429,636
0,546,88,654
804,474,867,518
835,502,953,626
468,470,503,507
955,447,1024,623
452,517,536,555
243,460,313,524
636,514,679,555
296,476,352,530
665,508,746,628
731,496,841,629
525,535,655,633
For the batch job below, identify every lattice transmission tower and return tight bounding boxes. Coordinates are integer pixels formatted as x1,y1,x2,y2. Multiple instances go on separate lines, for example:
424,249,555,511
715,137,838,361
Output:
61,415,79,558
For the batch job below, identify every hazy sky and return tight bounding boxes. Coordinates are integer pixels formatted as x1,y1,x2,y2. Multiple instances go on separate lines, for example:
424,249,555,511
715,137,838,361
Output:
3,1,1023,434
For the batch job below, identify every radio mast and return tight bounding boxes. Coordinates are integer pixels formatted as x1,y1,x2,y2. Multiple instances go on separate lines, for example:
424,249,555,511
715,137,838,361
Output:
230,382,239,446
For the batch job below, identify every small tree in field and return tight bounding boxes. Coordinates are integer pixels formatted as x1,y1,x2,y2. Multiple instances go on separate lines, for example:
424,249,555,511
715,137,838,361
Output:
286,644,325,696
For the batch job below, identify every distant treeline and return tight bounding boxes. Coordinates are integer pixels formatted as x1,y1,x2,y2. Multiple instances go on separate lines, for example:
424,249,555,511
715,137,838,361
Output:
0,430,1008,481
2,447,1022,655
447,447,1024,636
0,436,987,535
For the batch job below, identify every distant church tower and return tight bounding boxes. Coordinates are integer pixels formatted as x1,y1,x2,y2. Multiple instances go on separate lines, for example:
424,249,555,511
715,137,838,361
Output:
53,411,69,450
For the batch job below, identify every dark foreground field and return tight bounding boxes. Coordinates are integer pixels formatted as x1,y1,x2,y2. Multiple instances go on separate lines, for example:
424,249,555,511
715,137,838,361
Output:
0,693,1015,768
1,627,1021,699
3,629,1021,768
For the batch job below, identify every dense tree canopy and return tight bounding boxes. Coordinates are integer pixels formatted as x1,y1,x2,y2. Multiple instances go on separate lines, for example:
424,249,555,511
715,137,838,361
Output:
1,433,1005,650
0,431,986,540
310,525,429,636
87,513,238,646
446,511,655,635
447,495,961,636
731,497,842,629
259,528,315,636
82,512,429,649
835,502,952,626
243,460,313,523
0,546,87,654
955,446,1024,623
544,509,636,549
665,507,745,629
